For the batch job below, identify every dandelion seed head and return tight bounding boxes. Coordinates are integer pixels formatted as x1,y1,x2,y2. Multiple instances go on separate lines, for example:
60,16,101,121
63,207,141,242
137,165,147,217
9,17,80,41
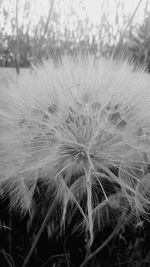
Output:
1,56,150,244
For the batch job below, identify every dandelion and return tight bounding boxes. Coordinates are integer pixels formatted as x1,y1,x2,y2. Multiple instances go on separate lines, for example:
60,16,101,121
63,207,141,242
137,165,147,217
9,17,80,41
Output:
1,55,150,254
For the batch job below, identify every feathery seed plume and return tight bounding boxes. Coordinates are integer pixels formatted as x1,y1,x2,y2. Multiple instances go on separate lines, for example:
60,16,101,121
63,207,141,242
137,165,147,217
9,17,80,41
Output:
1,56,150,246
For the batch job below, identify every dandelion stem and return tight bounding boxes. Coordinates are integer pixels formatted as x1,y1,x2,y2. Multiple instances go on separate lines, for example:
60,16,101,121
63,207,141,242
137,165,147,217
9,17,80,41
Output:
84,165,93,248
87,153,108,201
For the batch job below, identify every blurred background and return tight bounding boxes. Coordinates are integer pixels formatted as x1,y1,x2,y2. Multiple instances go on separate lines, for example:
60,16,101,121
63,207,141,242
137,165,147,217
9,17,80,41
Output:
0,0,150,71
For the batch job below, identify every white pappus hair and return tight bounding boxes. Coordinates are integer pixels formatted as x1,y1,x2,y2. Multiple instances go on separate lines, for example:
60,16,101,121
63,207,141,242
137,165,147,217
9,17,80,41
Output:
1,56,150,246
